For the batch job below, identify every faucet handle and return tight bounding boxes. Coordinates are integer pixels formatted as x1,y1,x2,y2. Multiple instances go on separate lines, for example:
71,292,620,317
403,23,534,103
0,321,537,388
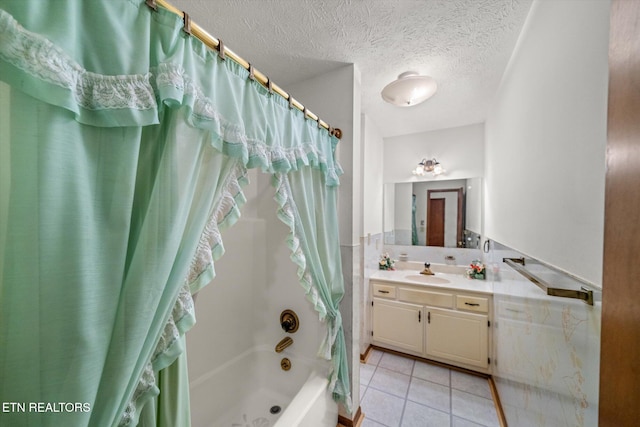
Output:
281,318,294,331
424,262,430,268
280,309,299,333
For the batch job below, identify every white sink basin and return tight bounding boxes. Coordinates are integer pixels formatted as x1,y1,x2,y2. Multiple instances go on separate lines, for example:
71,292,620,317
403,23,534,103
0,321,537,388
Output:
405,274,451,285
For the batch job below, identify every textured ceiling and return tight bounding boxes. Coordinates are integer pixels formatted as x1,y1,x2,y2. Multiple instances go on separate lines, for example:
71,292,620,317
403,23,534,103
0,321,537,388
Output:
170,0,533,137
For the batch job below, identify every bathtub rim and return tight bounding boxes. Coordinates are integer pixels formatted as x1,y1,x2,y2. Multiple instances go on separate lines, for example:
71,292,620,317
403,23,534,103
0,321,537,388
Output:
188,344,336,426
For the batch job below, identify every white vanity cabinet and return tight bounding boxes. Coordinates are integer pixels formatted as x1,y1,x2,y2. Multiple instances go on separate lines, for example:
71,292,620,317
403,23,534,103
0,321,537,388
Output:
371,280,492,373
425,307,489,370
372,299,423,354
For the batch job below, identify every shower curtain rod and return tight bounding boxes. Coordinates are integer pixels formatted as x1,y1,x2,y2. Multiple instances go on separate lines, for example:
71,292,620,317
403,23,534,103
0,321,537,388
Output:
147,0,342,139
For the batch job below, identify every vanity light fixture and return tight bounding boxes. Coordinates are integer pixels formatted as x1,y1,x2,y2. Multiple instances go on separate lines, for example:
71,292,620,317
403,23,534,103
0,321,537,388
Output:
413,158,444,176
381,71,438,107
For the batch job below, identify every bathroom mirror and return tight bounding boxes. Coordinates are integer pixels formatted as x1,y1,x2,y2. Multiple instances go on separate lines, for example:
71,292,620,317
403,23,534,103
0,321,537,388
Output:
383,177,483,248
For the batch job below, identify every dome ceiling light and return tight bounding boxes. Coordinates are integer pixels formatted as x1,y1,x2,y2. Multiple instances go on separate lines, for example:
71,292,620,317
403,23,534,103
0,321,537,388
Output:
381,71,438,107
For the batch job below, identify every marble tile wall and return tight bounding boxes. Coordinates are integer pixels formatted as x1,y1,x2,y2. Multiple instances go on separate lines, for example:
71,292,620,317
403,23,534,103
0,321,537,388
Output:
340,243,360,417
383,244,483,268
383,229,412,246
488,241,602,427
360,233,383,356
384,230,483,250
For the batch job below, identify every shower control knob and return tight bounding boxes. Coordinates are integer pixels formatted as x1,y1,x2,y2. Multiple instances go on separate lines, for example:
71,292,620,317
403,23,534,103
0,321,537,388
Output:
280,309,299,333
281,318,294,330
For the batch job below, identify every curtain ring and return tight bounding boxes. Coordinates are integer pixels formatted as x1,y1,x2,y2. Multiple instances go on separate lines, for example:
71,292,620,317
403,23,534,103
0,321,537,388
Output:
145,0,158,11
217,39,226,60
317,118,322,129
303,107,309,120
288,95,294,110
182,12,192,35
267,79,273,94
248,64,255,81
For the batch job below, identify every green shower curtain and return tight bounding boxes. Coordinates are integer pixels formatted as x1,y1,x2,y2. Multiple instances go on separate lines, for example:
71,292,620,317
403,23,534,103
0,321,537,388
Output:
273,169,350,408
0,1,350,426
412,193,418,245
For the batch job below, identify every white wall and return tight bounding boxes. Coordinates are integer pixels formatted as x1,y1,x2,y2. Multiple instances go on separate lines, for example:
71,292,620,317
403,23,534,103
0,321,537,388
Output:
393,183,413,233
361,114,385,237
186,171,260,381
383,183,395,233
466,177,482,235
484,0,609,286
359,114,385,358
383,123,485,184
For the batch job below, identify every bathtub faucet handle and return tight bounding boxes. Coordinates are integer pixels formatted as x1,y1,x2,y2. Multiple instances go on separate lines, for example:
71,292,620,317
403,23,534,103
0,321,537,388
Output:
281,317,295,331
280,309,299,333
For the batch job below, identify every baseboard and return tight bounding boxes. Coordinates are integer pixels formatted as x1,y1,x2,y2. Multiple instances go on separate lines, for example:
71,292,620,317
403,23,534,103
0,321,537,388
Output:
370,345,490,379
488,376,508,427
337,406,363,427
359,344,373,363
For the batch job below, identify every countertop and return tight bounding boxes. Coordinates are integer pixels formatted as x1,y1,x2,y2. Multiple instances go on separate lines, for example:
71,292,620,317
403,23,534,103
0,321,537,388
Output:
370,263,602,305
369,268,493,295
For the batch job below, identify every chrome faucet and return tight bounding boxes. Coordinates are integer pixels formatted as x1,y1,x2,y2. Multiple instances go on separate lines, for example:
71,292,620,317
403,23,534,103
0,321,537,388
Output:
275,336,294,353
420,262,434,275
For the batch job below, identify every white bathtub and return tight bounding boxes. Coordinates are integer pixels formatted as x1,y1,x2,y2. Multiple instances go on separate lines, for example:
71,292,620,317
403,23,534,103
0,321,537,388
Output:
189,346,338,427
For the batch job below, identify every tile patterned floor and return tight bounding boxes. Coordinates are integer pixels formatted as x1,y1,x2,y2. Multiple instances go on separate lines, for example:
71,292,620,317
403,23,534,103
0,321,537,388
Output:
360,349,500,427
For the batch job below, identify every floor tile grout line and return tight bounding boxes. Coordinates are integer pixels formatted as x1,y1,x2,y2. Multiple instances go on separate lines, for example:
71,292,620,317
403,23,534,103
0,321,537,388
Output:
449,368,454,427
363,351,397,427
397,358,416,426
455,413,492,427
406,361,458,418
454,388,496,404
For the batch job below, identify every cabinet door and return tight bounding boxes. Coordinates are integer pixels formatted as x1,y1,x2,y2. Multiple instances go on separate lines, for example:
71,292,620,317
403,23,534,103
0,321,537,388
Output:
425,307,488,369
373,298,423,354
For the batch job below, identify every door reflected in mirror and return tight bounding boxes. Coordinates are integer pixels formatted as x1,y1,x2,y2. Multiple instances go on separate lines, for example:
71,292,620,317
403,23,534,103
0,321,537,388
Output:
383,178,483,248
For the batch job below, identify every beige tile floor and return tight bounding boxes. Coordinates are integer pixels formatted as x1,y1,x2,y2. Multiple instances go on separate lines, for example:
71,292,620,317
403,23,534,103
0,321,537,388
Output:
359,349,500,427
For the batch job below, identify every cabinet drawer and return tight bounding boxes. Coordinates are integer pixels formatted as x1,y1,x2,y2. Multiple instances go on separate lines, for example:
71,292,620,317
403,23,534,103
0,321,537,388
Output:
397,287,453,308
373,283,396,298
456,295,489,313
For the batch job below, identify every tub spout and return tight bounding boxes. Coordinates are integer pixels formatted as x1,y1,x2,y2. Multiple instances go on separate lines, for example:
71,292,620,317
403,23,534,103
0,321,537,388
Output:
275,336,293,353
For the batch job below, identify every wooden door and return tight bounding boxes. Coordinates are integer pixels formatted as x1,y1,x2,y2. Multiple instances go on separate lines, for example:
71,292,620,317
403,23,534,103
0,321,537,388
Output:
426,188,464,247
427,198,445,246
599,1,640,425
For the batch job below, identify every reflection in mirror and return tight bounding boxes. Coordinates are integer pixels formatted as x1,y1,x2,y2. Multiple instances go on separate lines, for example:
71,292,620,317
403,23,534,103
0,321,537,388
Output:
383,178,483,248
